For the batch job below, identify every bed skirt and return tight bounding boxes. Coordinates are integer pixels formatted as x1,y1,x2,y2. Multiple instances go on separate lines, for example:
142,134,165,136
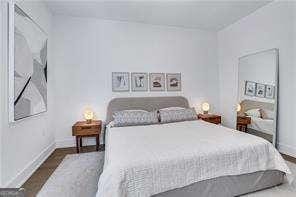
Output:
153,170,285,197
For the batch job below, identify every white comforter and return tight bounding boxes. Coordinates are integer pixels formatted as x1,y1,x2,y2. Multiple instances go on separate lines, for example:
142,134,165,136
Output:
248,117,274,135
97,120,290,197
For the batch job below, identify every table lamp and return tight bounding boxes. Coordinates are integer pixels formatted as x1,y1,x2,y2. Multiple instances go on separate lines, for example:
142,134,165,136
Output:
202,102,210,114
84,109,94,124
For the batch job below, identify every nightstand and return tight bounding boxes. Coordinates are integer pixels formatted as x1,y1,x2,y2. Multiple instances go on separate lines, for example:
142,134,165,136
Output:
72,120,102,153
237,116,251,132
198,114,221,124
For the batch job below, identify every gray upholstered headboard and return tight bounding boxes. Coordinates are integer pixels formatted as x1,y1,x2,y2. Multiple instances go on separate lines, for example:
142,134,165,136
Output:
105,96,189,124
240,99,274,114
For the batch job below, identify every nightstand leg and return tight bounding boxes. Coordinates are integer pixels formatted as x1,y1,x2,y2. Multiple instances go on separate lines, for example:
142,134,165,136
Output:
96,135,100,151
76,136,80,153
80,138,82,147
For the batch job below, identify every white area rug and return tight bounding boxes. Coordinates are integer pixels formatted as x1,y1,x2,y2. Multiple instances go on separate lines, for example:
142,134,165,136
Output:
37,152,296,197
37,152,104,197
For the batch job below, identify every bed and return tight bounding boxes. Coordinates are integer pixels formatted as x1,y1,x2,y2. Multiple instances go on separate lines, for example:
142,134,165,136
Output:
97,96,289,197
239,99,275,142
248,117,274,135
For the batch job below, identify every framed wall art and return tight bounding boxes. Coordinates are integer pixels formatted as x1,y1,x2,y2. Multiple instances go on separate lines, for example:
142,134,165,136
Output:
265,85,275,99
149,73,165,91
245,81,256,96
9,4,48,121
166,73,181,91
131,73,148,92
255,83,266,98
112,72,130,92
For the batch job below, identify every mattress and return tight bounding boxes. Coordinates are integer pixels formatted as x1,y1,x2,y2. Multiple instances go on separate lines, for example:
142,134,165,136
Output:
248,116,274,135
97,120,289,197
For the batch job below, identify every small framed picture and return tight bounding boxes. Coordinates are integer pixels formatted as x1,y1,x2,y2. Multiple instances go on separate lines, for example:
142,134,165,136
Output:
245,81,256,96
131,73,148,92
149,73,165,91
265,85,275,99
256,83,266,98
166,73,181,91
112,72,130,92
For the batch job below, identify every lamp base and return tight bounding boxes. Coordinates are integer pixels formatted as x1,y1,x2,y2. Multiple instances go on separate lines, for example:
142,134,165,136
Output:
86,119,92,124
203,111,208,114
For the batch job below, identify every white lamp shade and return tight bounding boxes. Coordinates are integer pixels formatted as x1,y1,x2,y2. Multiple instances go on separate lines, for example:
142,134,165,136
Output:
237,104,241,112
84,109,94,120
202,102,210,112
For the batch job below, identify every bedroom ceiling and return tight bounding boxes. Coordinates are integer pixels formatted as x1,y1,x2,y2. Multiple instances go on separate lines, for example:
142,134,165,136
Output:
45,1,271,31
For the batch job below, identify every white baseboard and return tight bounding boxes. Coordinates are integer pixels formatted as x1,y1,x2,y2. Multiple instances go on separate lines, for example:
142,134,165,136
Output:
55,137,96,148
5,142,56,188
278,143,296,158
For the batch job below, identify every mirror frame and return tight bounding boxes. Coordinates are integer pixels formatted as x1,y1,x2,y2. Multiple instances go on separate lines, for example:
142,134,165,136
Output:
237,48,279,147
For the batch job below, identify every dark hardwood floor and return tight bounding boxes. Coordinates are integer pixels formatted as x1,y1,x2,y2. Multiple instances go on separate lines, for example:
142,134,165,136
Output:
282,153,296,164
21,146,100,197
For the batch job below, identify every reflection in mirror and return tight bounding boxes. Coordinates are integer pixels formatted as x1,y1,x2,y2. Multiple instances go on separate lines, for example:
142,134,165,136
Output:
237,49,278,147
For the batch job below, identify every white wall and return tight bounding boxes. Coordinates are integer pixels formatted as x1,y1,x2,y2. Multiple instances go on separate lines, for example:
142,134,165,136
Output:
0,1,4,187
52,16,220,147
0,1,54,187
218,1,296,156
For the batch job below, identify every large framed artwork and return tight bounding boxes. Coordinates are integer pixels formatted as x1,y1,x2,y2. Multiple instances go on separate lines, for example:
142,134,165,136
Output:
166,73,181,91
9,4,48,121
112,72,130,92
131,73,148,92
149,73,165,91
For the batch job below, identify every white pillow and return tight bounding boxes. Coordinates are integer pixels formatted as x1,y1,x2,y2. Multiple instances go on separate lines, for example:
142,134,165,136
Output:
245,108,261,118
261,109,274,120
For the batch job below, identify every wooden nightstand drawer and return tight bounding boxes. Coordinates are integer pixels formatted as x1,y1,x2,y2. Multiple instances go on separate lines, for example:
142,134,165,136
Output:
73,128,100,136
198,114,221,124
72,121,101,134
76,125,98,130
237,116,251,125
72,124,101,136
207,117,221,124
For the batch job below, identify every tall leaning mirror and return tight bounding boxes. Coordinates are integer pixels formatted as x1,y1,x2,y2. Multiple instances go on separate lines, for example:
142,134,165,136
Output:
237,49,279,147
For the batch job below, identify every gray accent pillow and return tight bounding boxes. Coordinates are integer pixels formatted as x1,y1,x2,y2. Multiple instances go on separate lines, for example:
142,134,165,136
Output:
159,108,197,123
113,110,159,127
